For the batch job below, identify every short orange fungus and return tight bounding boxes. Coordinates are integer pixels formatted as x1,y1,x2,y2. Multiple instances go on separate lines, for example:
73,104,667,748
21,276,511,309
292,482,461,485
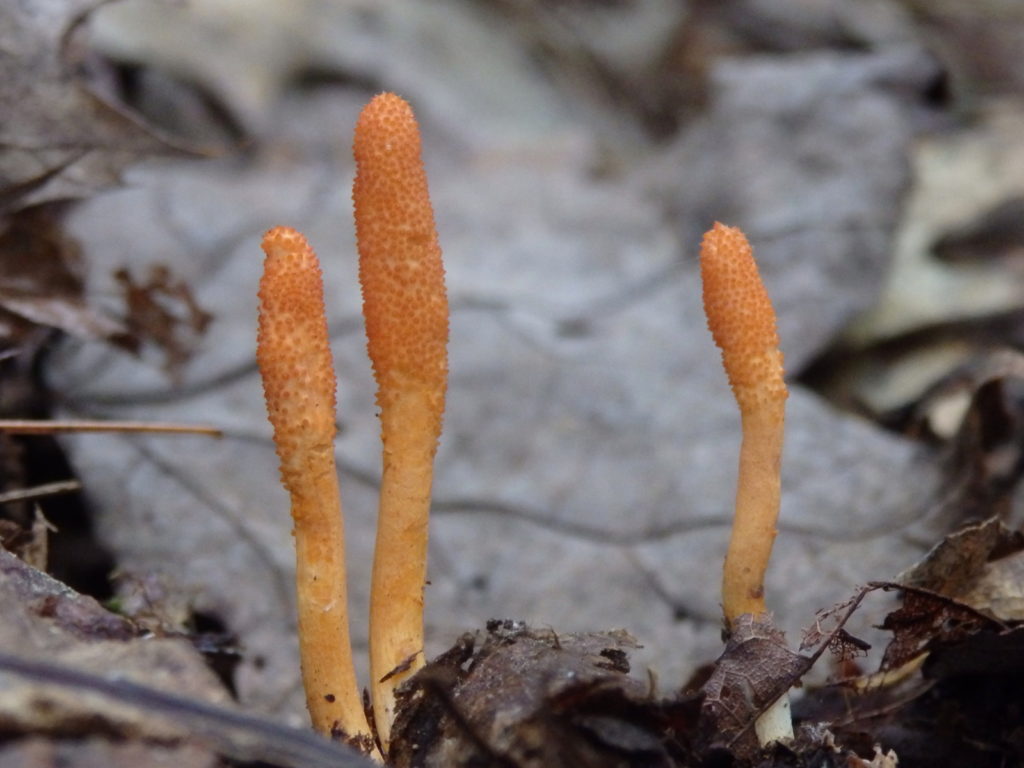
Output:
257,226,376,754
700,222,788,624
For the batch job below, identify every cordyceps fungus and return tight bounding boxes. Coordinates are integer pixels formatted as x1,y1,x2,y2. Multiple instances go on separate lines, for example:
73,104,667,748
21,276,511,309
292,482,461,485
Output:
700,221,793,745
353,92,449,752
256,226,380,760
256,97,798,763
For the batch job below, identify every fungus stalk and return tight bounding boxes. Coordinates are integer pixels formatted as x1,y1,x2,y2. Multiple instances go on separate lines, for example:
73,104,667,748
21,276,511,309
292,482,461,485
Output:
700,222,793,744
257,226,379,758
353,93,449,751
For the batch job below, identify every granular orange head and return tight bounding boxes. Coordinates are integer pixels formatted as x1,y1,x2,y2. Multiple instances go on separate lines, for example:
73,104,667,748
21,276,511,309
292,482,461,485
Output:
353,92,448,422
700,222,787,413
256,226,338,502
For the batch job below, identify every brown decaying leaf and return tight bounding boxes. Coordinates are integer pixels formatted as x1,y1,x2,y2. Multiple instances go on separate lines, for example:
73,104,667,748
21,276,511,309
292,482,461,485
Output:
788,571,1024,766
878,585,1003,672
956,552,1024,621
115,264,214,379
897,516,1024,608
0,507,54,570
791,515,1024,761
800,518,1023,680
814,582,1024,767
389,620,699,768
936,360,1024,525
0,203,214,380
0,207,130,348
698,613,811,757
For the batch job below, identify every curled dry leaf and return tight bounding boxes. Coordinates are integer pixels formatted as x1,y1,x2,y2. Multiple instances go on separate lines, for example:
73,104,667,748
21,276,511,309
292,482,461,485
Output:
697,613,811,758
897,516,1024,600
897,512,1024,630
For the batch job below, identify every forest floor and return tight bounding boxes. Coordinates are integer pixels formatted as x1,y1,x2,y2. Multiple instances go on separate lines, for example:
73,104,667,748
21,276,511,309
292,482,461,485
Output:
1,1,1024,766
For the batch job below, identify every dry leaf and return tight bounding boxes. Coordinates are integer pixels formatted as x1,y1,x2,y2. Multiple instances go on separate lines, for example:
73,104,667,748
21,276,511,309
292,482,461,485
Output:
699,614,811,758
0,0,183,215
390,621,695,768
0,207,130,347
0,547,376,768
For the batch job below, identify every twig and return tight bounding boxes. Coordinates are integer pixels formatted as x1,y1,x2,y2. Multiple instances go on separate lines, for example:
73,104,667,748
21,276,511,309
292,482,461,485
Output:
0,420,222,437
0,480,81,505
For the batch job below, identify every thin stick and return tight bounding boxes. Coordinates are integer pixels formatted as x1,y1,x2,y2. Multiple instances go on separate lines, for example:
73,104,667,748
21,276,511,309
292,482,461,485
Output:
0,480,81,505
0,420,222,437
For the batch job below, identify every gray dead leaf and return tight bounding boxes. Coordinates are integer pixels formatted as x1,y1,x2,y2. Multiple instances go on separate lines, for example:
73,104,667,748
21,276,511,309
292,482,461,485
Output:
89,0,576,145
899,516,1024,623
853,104,1024,344
0,738,219,768
0,0,184,215
0,546,228,736
958,553,1024,622
45,0,944,729
653,45,940,372
0,547,378,768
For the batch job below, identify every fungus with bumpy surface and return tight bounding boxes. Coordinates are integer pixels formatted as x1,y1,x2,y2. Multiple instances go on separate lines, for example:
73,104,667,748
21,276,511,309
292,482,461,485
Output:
353,92,449,751
256,226,379,759
700,221,793,744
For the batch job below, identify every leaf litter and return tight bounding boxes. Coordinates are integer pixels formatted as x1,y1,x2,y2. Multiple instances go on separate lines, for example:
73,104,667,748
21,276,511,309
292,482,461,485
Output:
0,0,1023,766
